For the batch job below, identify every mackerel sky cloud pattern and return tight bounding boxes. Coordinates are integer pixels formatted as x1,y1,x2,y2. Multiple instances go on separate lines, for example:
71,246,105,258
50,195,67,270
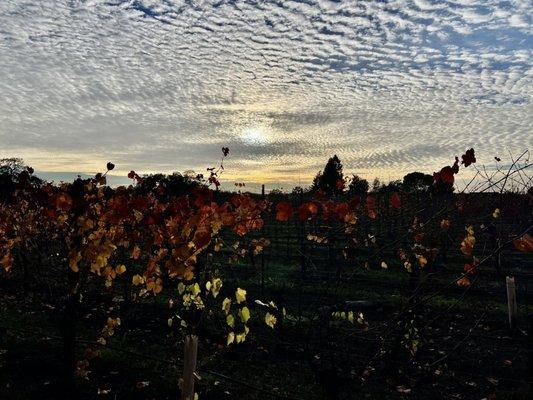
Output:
0,0,531,189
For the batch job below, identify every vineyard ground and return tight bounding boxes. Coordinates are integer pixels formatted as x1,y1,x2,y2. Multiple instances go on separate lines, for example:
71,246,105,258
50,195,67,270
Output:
1,254,531,400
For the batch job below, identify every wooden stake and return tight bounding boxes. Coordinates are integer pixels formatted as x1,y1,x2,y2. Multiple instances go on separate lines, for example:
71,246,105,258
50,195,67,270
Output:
506,276,517,330
527,314,533,399
181,335,198,400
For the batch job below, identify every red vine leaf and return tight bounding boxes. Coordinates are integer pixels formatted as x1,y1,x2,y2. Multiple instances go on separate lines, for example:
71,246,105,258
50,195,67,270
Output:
390,192,401,209
275,202,293,222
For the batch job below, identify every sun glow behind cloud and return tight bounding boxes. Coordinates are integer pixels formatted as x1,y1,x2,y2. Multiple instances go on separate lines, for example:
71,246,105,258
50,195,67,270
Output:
241,126,269,145
0,0,531,191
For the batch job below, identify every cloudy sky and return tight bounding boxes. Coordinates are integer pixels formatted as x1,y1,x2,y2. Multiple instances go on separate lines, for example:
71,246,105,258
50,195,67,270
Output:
0,0,531,191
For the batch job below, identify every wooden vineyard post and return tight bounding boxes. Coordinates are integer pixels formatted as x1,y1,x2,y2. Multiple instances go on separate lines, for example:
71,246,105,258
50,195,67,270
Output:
181,335,199,400
527,313,533,398
506,276,517,330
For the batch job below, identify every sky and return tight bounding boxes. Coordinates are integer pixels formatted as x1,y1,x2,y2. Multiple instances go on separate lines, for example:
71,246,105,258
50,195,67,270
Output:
0,0,531,192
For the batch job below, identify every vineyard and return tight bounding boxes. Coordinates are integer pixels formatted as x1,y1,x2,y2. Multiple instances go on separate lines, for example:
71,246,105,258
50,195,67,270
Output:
1,148,532,400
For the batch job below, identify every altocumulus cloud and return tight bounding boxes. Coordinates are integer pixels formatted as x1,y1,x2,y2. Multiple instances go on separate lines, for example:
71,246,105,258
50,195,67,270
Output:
0,0,531,189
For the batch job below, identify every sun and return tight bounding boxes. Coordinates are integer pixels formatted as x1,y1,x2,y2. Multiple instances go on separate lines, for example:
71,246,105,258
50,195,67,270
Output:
241,125,268,144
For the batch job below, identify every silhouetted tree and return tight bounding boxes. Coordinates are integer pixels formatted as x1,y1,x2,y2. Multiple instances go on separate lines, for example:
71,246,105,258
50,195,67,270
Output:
0,157,25,176
348,174,369,196
264,188,285,203
311,172,322,191
312,155,343,196
0,158,42,201
138,172,202,198
269,188,284,196
292,186,305,195
403,172,433,193
377,180,403,195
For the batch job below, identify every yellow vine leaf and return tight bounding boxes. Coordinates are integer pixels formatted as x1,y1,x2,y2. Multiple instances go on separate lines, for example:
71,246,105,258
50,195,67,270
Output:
115,264,126,275
178,282,186,295
226,314,235,328
239,306,250,323
132,274,144,286
235,287,246,304
148,278,163,294
222,298,231,315
417,255,428,268
347,311,354,324
191,283,201,296
404,262,412,273
227,332,235,345
235,332,246,344
211,278,222,298
265,312,277,329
